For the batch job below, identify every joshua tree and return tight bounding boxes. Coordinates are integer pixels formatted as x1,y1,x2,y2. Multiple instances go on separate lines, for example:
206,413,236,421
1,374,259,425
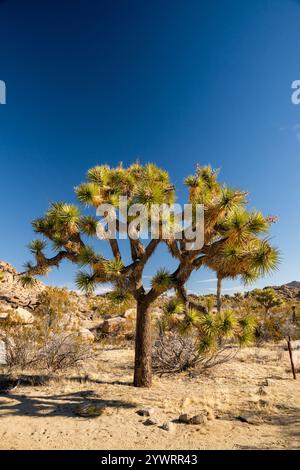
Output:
204,209,279,312
22,163,279,387
253,288,284,315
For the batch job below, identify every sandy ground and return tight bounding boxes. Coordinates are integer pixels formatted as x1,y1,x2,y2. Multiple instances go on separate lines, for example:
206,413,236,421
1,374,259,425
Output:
0,343,299,450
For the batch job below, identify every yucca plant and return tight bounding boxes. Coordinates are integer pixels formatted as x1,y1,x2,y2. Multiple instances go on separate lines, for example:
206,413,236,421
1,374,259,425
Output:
22,163,278,387
253,288,284,315
153,309,256,374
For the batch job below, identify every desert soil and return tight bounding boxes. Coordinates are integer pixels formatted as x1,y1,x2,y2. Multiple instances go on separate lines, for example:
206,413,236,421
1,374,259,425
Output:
0,343,299,450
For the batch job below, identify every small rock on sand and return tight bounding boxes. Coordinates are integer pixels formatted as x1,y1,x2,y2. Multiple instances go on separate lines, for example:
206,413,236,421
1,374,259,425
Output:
162,421,175,432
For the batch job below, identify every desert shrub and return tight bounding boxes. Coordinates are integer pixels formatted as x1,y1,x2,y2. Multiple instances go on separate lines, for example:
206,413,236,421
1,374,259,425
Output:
1,323,40,370
152,331,238,375
1,320,92,373
252,288,284,315
38,332,92,372
0,287,93,372
254,305,300,343
153,299,256,375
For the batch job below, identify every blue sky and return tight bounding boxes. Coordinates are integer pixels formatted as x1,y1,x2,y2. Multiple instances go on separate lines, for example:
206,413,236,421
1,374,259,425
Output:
0,0,300,295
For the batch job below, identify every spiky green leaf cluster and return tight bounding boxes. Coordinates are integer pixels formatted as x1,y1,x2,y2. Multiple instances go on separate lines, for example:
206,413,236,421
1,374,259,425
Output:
28,239,47,254
20,275,36,288
104,258,124,278
151,268,173,292
108,289,133,306
77,245,103,267
75,270,96,294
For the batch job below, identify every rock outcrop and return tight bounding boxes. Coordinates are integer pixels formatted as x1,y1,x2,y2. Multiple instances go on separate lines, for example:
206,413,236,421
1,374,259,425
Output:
0,261,45,311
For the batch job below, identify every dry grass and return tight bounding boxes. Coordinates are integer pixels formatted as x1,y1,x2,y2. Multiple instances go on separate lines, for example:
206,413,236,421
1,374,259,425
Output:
0,342,299,450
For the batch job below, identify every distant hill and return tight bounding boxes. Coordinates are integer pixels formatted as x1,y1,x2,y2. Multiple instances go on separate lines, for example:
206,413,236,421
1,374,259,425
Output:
284,281,300,289
269,281,300,301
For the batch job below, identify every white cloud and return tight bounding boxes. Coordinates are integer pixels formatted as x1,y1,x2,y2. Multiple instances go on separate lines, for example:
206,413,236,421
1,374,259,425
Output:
95,285,113,295
208,285,245,293
196,278,217,283
281,123,300,141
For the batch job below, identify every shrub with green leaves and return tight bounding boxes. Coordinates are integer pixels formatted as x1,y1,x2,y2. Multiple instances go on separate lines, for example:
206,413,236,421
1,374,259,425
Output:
153,300,256,374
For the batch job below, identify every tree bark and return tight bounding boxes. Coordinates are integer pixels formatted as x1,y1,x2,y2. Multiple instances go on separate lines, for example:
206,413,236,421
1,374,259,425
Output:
217,275,222,313
133,299,152,387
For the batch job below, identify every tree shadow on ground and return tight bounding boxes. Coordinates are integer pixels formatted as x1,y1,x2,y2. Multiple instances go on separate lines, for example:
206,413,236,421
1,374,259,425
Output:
67,376,133,386
0,388,136,418
0,372,133,390
232,403,300,449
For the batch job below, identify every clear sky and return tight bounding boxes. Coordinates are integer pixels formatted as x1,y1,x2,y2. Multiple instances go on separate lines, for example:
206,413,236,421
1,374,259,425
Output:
0,0,300,295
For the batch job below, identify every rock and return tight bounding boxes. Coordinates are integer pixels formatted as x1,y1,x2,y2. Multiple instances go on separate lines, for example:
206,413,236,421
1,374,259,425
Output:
8,307,34,324
205,410,215,421
237,415,263,425
291,340,300,350
0,261,45,310
78,327,95,343
178,413,190,424
162,421,175,432
74,402,104,418
123,308,136,319
0,311,8,321
0,340,6,365
258,386,267,396
137,408,154,417
190,414,207,425
143,418,157,426
258,399,269,408
101,316,127,334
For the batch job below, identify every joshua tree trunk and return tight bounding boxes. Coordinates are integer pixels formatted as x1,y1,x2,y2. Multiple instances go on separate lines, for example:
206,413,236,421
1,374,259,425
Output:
217,275,222,313
134,298,152,387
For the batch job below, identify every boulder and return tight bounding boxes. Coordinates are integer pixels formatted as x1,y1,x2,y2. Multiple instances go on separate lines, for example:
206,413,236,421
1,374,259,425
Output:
190,414,207,425
74,402,103,418
101,316,127,335
8,307,34,324
78,328,95,343
123,308,136,319
0,340,6,365
0,261,45,310
178,413,190,424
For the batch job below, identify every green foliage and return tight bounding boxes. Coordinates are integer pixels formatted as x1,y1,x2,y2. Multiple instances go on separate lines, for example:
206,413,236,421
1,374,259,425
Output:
75,270,96,294
46,202,80,234
20,274,36,288
151,268,173,292
104,258,124,277
162,298,185,316
253,288,284,313
79,216,98,236
160,302,256,356
28,239,47,254
77,246,103,267
108,289,133,307
75,182,100,206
